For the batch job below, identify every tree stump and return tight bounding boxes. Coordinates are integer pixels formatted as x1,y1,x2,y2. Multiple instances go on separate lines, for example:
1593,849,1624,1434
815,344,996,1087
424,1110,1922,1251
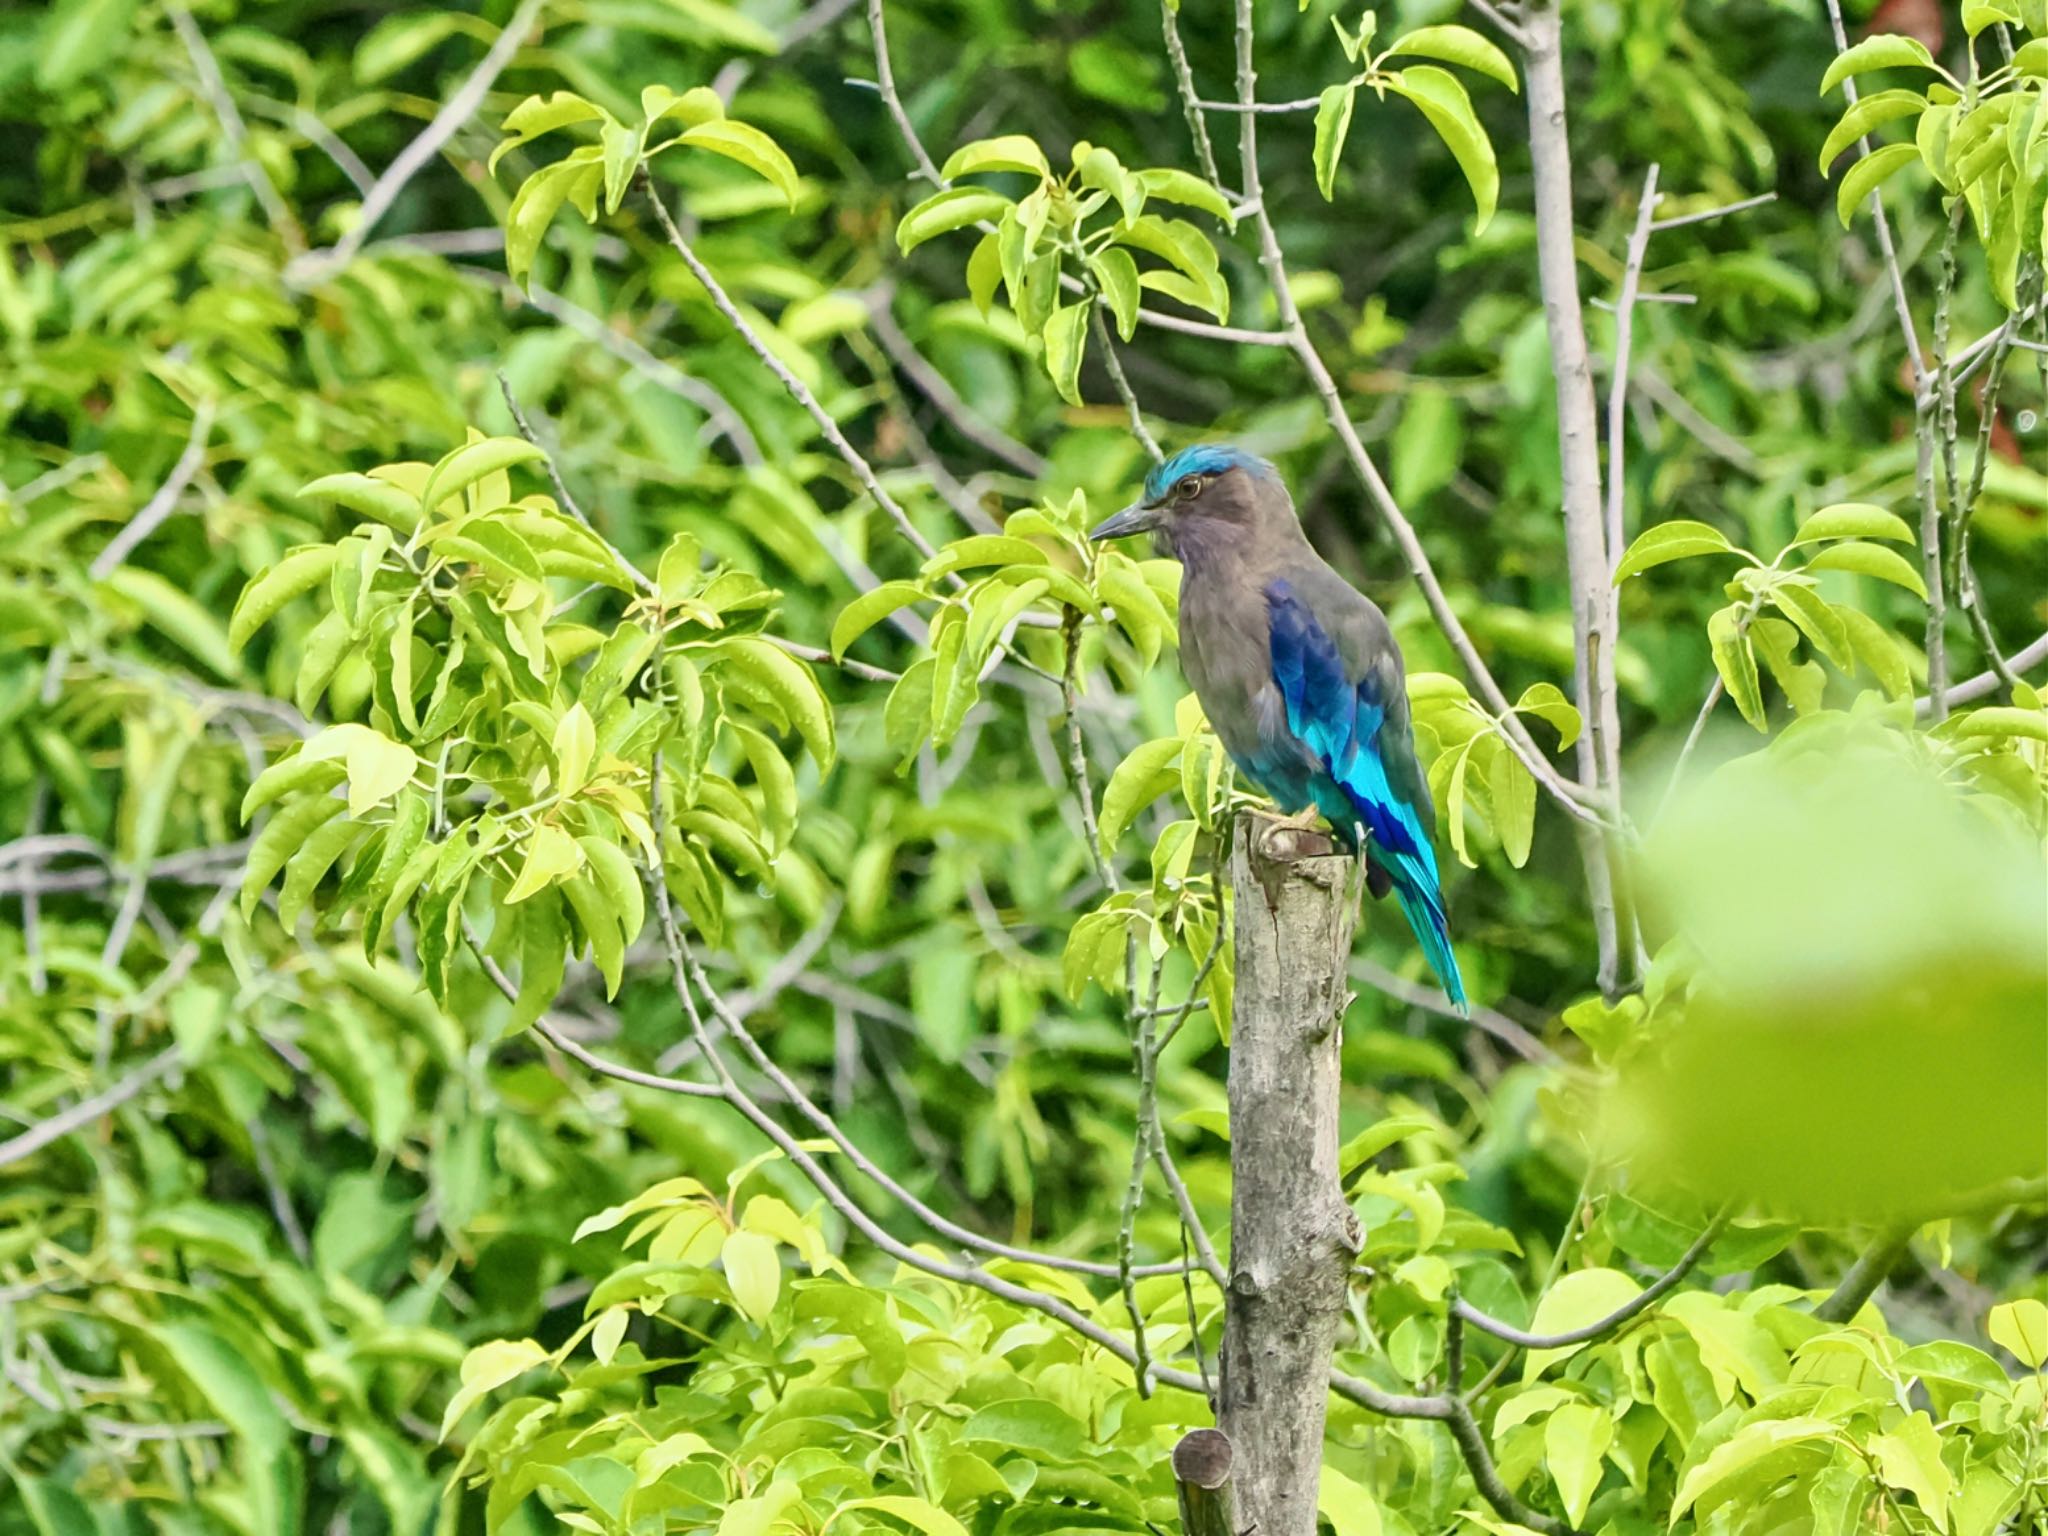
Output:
1218,814,1362,1536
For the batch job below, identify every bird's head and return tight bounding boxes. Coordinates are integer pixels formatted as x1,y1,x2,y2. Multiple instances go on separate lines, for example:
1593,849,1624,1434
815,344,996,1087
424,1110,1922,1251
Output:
1086,444,1292,558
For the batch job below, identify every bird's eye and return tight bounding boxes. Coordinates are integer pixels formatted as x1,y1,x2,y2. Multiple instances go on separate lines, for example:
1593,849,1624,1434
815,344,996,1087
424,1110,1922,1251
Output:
1174,474,1204,500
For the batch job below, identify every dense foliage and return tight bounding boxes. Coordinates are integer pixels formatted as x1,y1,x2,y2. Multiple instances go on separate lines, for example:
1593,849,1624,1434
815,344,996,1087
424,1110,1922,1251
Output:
2,0,2045,1534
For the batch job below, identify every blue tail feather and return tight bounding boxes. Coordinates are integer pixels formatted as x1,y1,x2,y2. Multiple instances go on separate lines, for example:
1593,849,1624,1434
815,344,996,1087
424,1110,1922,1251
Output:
1384,849,1468,1016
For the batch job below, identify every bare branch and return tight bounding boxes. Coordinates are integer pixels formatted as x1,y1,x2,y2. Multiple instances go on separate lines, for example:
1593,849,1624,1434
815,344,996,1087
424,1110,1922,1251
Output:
866,289,1049,477
1604,165,1660,576
288,0,548,285
1453,1209,1729,1349
865,0,942,185
1092,304,1165,464
1160,1,1226,188
1814,1223,1914,1324
1922,628,2048,715
1352,957,1556,1064
89,398,216,579
1224,0,1600,827
643,175,942,565
1520,3,1626,983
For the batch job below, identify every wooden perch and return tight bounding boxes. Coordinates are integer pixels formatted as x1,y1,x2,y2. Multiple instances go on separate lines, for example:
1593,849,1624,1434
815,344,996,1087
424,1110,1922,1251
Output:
1219,814,1361,1536
1173,1428,1239,1536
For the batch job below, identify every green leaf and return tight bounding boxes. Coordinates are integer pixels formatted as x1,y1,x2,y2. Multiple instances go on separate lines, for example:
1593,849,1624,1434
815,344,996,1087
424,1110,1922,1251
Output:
1672,1417,1840,1521
1513,681,1582,751
440,1338,548,1439
600,115,639,214
1707,605,1766,731
1488,738,1536,868
420,438,546,514
680,120,800,208
1544,1401,1614,1527
718,636,836,771
1337,1114,1436,1177
37,0,137,91
1099,737,1181,856
1135,167,1235,224
1819,88,1929,170
1751,616,1826,716
553,702,596,796
896,187,1010,254
1391,386,1461,504
721,1228,780,1323
1961,0,2022,35
1892,1340,2011,1392
1790,501,1916,545
1989,1298,2048,1367
1870,1413,1955,1529
300,724,418,820
1614,519,1741,582
106,568,238,680
967,231,1003,315
1313,83,1358,201
1316,1465,1384,1536
1521,1268,1643,1381
1381,24,1518,93
243,794,348,918
832,1497,970,1536
1769,581,1851,668
1042,301,1089,406
278,814,361,929
492,91,605,174
922,535,1050,578
560,869,624,997
1089,247,1141,341
960,1398,1088,1457
160,1323,297,1533
1835,141,1922,226
1804,540,1928,597
832,581,926,658
506,824,583,904
1838,605,1912,699
505,157,584,285
1098,551,1170,665
1949,707,2048,745
300,473,422,534
1382,66,1497,232
940,134,1051,180
241,755,347,824
1821,33,1938,96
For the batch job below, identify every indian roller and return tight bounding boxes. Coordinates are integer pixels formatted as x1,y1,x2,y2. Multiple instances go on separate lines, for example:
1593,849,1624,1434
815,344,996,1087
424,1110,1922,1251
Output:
1088,444,1468,1014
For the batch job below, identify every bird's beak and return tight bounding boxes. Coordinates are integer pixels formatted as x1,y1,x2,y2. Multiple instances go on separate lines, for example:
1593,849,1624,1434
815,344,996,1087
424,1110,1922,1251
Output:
1087,501,1159,542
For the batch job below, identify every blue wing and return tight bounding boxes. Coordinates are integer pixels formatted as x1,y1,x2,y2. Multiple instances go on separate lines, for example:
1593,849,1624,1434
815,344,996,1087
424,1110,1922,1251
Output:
1265,580,1466,1011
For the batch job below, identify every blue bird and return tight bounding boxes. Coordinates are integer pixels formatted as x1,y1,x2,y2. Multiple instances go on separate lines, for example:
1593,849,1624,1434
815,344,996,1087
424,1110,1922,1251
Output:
1088,445,1467,1014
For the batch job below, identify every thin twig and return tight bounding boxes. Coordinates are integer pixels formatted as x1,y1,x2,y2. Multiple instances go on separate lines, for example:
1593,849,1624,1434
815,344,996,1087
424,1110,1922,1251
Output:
642,174,941,564
1603,165,1660,575
497,372,657,596
1093,304,1164,464
1921,628,2048,715
1159,0,1225,188
165,5,304,252
866,289,1049,477
466,268,762,461
866,0,942,184
0,1049,182,1172
288,0,547,285
1647,190,1775,232
1823,0,1927,392
89,399,217,579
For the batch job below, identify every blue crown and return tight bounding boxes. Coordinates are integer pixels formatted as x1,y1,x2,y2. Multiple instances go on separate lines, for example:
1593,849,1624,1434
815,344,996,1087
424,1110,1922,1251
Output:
1143,443,1273,504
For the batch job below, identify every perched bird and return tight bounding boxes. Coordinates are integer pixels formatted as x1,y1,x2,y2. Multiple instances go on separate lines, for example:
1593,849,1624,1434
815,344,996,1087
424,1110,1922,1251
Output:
1088,444,1467,1013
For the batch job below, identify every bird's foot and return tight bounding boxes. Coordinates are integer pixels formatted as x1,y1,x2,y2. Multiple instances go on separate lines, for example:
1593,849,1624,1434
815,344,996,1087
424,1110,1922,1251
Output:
1245,806,1336,863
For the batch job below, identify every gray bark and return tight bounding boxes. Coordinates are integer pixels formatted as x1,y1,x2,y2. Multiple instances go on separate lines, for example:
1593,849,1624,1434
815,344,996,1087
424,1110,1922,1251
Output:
1219,816,1361,1536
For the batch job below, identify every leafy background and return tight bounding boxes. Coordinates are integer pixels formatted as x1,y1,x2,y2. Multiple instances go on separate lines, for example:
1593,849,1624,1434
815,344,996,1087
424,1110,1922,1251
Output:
2,0,2046,1533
